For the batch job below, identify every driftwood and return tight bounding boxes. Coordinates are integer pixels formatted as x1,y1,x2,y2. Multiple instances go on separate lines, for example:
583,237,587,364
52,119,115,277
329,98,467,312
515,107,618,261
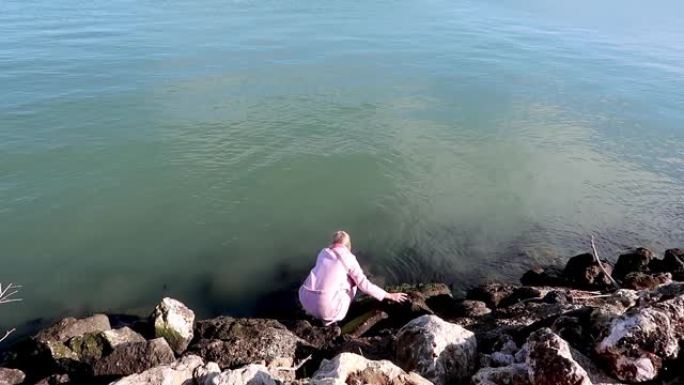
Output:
0,282,22,344
590,236,620,289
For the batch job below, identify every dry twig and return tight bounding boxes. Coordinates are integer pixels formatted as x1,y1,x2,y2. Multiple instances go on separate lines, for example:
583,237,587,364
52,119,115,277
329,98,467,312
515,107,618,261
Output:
275,355,313,371
0,283,22,304
590,236,620,289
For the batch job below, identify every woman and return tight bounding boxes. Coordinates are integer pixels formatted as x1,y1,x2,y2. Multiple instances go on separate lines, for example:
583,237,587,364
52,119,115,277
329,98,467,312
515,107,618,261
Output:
299,231,408,325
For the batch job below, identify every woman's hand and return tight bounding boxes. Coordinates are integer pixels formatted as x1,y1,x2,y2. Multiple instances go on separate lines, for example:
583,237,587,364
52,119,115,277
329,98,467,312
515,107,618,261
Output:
386,292,409,303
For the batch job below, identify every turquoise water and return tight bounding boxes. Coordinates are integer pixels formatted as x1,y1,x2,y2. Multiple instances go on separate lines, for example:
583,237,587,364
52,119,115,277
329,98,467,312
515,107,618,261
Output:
1,0,684,330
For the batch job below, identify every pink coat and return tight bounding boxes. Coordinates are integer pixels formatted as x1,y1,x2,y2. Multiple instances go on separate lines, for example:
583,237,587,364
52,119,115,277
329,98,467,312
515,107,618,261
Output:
299,245,387,323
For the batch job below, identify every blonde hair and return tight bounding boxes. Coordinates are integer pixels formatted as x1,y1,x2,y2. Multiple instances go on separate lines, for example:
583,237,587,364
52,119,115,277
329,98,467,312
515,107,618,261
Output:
332,230,352,249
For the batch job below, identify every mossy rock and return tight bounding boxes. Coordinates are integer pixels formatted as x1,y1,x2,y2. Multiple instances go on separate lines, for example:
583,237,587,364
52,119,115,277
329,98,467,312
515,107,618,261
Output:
66,332,108,363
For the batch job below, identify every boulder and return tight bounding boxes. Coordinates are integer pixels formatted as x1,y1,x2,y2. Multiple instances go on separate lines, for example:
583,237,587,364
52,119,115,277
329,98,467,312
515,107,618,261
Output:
471,364,530,385
454,300,491,317
563,253,614,290
526,328,591,385
311,352,432,385
109,354,219,385
100,326,146,349
151,297,195,355
0,368,25,385
466,283,515,309
395,315,477,385
189,317,305,370
613,248,653,281
651,249,684,280
199,364,278,385
92,338,175,378
35,315,111,343
622,272,672,290
595,303,680,382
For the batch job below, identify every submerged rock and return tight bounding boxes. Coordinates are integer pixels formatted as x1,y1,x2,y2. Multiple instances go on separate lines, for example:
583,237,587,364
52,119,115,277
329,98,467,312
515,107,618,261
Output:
0,368,25,385
311,352,432,385
395,315,477,385
151,297,195,355
526,328,591,385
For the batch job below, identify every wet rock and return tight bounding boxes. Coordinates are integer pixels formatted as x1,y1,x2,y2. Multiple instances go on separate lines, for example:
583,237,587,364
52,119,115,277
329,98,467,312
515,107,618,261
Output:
563,253,614,290
594,297,682,382
92,338,175,378
454,300,491,317
109,354,219,385
190,317,306,370
311,352,432,385
613,248,654,281
520,266,565,287
622,272,672,290
651,249,684,280
33,373,71,385
200,364,278,385
0,368,25,385
395,315,477,385
35,315,111,343
340,310,389,338
471,364,530,385
526,328,591,385
100,326,145,349
500,287,544,308
467,283,516,309
151,297,195,355
287,320,340,349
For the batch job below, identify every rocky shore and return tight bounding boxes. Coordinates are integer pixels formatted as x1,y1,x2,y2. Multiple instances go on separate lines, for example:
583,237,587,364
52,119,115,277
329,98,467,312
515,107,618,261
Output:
2,247,684,385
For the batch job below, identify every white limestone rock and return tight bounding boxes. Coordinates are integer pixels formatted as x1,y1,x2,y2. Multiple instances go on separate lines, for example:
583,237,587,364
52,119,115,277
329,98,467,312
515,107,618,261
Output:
151,297,195,354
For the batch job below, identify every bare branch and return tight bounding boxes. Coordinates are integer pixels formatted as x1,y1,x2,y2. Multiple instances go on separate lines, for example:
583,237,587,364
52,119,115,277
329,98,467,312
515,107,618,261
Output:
0,283,22,304
590,236,620,289
0,328,15,344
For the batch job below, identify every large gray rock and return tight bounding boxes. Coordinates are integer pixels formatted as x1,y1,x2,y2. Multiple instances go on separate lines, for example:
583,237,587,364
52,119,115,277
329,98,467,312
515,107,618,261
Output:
595,295,684,383
151,297,195,355
0,368,25,385
35,314,111,343
110,354,219,385
189,317,305,370
199,364,279,385
101,326,145,349
311,352,432,385
92,338,175,377
526,328,591,385
395,315,477,385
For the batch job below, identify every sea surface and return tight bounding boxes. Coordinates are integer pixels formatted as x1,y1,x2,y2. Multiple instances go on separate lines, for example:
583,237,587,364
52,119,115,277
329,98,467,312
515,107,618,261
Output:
1,0,683,331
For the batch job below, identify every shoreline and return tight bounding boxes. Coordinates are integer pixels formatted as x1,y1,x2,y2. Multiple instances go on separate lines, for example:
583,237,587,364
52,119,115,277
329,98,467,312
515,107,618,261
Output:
2,246,683,385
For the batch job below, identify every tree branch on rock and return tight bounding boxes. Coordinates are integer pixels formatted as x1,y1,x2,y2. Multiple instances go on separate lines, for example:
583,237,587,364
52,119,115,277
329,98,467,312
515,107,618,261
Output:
0,282,22,344
590,236,620,289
